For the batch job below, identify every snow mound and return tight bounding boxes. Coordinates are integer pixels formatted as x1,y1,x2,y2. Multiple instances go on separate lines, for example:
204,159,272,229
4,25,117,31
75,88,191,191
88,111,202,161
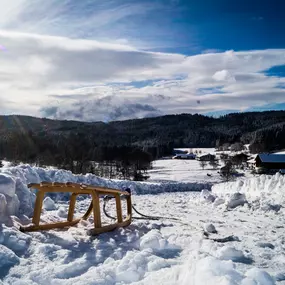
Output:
0,244,20,272
216,246,252,264
227,193,247,209
244,268,275,285
212,173,285,210
204,223,217,234
181,256,274,285
0,194,7,215
0,225,31,253
200,189,216,203
0,164,211,219
57,206,68,218
0,174,16,197
181,256,244,285
0,174,20,221
43,197,56,211
213,197,225,207
256,242,275,249
140,230,171,251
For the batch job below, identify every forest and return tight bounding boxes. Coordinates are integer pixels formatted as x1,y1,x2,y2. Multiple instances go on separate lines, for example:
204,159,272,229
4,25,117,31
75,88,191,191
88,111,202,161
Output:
0,111,284,179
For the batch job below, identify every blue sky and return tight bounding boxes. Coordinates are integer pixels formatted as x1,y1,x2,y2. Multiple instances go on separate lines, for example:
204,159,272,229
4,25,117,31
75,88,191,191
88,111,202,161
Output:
0,0,284,121
157,0,285,53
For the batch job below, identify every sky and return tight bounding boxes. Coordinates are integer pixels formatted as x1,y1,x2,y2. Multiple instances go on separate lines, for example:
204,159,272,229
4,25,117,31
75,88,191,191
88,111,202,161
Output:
0,0,284,122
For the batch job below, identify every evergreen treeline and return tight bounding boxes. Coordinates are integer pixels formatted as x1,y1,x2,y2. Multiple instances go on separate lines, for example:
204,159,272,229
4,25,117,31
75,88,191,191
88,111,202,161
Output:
0,111,284,177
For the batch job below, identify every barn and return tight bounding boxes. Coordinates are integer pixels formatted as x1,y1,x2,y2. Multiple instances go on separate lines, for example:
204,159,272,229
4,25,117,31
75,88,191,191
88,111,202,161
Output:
196,153,216,161
172,153,196,159
255,154,285,170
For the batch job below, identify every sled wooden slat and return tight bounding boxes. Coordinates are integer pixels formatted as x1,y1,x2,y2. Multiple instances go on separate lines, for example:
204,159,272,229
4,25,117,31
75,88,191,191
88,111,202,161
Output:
115,194,123,223
32,190,45,226
20,182,132,235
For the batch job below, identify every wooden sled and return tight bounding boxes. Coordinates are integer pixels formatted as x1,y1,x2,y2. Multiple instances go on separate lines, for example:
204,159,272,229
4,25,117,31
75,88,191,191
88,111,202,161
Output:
20,182,132,235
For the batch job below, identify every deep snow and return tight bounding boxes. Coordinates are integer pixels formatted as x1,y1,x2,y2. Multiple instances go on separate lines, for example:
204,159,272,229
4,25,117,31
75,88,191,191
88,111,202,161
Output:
148,159,223,183
0,164,284,284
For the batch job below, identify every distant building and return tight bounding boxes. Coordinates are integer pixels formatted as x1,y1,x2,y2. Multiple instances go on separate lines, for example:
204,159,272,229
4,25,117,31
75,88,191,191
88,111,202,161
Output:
255,154,285,170
230,153,249,160
229,153,250,166
196,153,216,161
173,149,188,155
172,153,196,160
247,154,258,169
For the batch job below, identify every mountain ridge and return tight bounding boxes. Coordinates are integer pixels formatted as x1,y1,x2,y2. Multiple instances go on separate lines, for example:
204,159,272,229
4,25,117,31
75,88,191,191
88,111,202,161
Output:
0,111,285,158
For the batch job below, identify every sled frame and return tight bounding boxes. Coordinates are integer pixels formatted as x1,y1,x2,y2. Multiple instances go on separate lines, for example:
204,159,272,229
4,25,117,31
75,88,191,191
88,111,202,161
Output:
20,182,132,235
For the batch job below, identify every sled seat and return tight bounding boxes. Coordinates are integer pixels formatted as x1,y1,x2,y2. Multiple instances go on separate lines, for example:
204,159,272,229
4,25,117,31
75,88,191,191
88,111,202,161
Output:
20,182,132,235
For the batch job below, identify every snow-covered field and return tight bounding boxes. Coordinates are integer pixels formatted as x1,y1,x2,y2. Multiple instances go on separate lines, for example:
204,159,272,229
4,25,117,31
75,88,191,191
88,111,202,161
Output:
0,163,285,284
174,148,216,154
148,159,223,183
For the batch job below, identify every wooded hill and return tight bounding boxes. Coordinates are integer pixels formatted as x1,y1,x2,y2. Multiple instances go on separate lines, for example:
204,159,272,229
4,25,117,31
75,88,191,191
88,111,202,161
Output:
0,111,285,172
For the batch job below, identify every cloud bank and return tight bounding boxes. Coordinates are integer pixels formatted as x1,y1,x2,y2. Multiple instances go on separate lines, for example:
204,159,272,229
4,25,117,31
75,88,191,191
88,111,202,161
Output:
0,0,284,121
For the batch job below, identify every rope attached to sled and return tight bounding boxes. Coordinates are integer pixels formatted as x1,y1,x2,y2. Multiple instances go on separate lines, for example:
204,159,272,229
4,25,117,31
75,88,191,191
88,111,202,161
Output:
102,190,203,232
102,192,239,242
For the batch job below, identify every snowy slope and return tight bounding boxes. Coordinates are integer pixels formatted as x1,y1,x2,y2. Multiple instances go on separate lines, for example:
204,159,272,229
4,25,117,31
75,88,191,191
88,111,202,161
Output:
212,173,285,211
174,148,216,155
148,159,222,183
0,164,284,284
0,164,212,220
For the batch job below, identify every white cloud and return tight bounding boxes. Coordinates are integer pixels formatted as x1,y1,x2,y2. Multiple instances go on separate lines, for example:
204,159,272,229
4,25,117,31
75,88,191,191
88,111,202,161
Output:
0,0,26,27
213,70,235,82
0,29,284,120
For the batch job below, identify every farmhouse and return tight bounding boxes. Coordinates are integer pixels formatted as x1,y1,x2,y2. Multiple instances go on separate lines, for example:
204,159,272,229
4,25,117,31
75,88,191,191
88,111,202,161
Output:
172,153,196,159
196,153,216,161
255,154,285,170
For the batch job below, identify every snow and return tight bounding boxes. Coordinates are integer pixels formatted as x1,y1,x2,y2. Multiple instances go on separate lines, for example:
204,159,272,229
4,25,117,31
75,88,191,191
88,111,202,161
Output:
0,194,7,215
0,174,16,198
204,223,217,234
0,163,284,284
0,244,19,274
181,257,244,285
0,174,20,221
213,197,225,207
57,206,68,218
201,189,216,203
216,246,249,263
139,229,176,252
0,163,214,222
274,150,285,155
0,225,31,253
227,193,247,209
148,159,222,183
245,268,275,285
43,197,57,211
174,148,216,155
212,173,285,210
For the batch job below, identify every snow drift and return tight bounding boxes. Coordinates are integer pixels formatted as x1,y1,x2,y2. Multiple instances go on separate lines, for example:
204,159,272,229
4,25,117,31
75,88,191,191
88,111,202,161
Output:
0,164,212,220
212,173,285,211
0,164,282,284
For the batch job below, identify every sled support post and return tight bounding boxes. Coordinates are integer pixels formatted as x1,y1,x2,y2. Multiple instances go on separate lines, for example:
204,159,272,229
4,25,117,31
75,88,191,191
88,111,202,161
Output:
68,193,77,222
32,190,45,226
115,194,123,223
91,191,102,228
20,182,132,235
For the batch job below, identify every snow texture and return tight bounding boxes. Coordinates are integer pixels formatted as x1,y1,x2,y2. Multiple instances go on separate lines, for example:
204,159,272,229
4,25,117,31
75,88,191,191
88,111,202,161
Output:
212,173,285,211
0,163,284,284
43,197,57,211
0,164,212,221
204,223,217,234
216,246,249,263
0,244,19,274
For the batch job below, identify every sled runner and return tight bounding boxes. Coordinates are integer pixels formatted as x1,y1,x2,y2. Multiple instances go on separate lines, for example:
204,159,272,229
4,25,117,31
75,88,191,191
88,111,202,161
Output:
20,182,132,235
